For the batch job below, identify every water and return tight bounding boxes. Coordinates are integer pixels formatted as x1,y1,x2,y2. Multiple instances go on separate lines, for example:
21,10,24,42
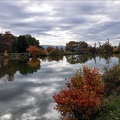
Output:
0,54,119,120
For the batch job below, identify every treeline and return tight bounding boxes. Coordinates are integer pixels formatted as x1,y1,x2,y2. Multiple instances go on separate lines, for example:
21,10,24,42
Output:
0,31,120,55
65,40,120,54
0,31,41,53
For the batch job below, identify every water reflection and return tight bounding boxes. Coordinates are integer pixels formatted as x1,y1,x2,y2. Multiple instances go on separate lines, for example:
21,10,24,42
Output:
0,54,119,82
0,54,119,120
65,53,114,65
27,58,41,68
0,58,41,81
66,54,93,64
41,55,63,62
113,53,119,58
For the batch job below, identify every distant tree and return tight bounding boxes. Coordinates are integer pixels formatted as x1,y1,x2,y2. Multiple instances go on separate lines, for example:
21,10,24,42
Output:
0,32,41,53
113,46,119,53
25,34,40,47
46,46,54,54
40,49,48,56
65,41,79,52
65,41,89,52
0,33,5,52
17,35,28,53
79,41,88,48
4,31,14,52
60,47,64,53
26,45,40,57
100,39,113,53
50,48,62,56
11,36,18,52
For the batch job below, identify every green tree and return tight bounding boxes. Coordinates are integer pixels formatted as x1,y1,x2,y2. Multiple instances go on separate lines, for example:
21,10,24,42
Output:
25,34,39,47
100,40,113,53
65,41,89,52
11,36,18,52
17,35,28,53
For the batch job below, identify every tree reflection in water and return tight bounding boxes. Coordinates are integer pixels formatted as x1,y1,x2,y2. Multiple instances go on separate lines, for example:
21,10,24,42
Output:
65,53,116,65
113,53,119,58
0,53,119,82
40,55,63,62
0,58,41,81
27,58,40,68
66,54,93,64
0,53,120,119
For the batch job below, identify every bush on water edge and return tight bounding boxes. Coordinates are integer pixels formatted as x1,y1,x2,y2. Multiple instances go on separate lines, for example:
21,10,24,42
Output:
53,63,120,120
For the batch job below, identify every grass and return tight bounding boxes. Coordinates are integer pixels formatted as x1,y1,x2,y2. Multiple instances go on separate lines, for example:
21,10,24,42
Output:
95,95,120,120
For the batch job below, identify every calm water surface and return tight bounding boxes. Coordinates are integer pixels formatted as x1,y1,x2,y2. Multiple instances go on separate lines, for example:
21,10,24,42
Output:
0,54,119,120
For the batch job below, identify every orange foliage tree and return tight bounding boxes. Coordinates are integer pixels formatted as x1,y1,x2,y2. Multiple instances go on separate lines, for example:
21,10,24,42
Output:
113,47,119,53
53,66,104,120
26,45,40,57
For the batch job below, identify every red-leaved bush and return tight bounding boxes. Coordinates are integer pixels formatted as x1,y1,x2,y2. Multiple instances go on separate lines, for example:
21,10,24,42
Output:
53,66,104,120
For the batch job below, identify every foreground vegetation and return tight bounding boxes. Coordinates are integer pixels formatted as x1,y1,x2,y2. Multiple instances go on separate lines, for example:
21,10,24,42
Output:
96,63,120,120
96,95,120,120
53,63,120,120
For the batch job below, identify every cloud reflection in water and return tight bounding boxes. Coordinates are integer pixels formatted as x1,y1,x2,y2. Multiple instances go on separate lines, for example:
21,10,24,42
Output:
0,55,119,120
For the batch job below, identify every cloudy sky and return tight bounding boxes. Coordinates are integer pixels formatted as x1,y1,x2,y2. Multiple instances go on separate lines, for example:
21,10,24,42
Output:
0,0,120,46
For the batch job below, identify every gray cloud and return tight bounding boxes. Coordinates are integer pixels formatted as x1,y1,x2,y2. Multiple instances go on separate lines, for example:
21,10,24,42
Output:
0,1,120,46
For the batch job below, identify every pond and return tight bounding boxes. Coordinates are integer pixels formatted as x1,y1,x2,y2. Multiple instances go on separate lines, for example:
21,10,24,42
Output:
0,54,119,120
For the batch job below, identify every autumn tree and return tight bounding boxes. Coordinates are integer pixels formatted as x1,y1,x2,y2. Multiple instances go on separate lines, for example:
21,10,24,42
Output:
53,66,104,120
11,34,41,53
0,31,41,53
26,45,40,57
65,41,89,53
113,46,119,53
46,46,55,54
0,31,14,52
4,31,14,52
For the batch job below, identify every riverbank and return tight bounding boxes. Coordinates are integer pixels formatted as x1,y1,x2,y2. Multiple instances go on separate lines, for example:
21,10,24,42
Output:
96,95,120,120
0,53,28,60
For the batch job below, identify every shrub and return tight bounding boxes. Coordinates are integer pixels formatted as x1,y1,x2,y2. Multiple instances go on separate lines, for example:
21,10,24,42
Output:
40,49,48,56
26,45,40,57
102,63,120,97
96,95,120,120
113,47,119,53
102,63,120,85
53,66,104,120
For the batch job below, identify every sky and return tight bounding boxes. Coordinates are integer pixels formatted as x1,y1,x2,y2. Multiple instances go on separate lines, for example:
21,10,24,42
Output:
0,0,120,47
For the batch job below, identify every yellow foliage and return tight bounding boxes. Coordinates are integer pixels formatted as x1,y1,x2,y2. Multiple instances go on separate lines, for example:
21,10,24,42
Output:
113,47,119,53
3,50,9,57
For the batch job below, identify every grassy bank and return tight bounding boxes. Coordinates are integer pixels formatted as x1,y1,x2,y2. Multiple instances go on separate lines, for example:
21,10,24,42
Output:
96,95,120,120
